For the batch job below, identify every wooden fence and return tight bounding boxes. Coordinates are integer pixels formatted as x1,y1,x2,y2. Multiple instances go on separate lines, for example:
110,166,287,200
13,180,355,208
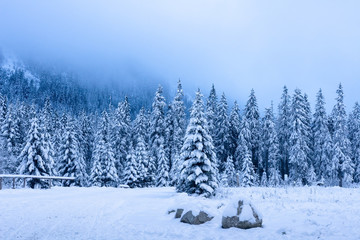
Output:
0,174,76,190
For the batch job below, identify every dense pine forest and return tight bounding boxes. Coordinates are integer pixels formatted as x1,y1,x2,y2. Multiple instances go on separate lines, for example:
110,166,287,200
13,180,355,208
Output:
0,57,359,197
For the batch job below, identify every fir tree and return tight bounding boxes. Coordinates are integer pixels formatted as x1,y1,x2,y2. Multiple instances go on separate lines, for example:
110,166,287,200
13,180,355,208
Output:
234,117,252,171
18,117,55,188
348,102,360,183
261,107,280,182
78,111,94,174
1,106,21,157
240,141,256,187
156,144,170,187
312,89,333,183
332,84,353,187
123,145,139,188
177,90,218,198
228,101,241,159
166,80,186,184
224,155,236,187
58,118,87,186
289,89,311,185
260,172,268,187
0,94,7,124
214,93,231,172
206,84,218,140
278,86,291,178
244,89,261,174
134,134,150,187
91,111,119,187
112,98,131,178
149,86,167,184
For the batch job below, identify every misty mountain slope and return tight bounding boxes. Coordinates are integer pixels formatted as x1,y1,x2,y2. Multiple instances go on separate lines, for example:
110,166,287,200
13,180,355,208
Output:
0,53,169,116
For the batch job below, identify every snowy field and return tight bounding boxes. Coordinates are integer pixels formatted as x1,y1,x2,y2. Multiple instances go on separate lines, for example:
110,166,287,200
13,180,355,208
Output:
0,186,360,240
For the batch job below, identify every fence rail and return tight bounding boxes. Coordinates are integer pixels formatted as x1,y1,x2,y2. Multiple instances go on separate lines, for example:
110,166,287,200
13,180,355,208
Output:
0,174,76,190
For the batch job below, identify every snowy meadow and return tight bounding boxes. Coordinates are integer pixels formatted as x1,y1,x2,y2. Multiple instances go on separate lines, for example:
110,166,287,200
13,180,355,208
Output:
0,186,359,240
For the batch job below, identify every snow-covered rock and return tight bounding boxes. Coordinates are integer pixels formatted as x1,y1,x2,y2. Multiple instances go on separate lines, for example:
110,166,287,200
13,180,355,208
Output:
180,210,214,225
222,198,262,229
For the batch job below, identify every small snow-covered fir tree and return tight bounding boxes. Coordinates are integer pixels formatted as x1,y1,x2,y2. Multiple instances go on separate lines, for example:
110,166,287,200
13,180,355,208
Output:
134,135,149,187
1,106,21,157
0,94,7,125
234,117,252,171
240,142,256,187
228,101,241,159
206,84,218,140
260,172,268,187
214,93,231,172
177,89,218,198
156,144,170,187
91,111,119,187
58,118,88,186
123,145,139,188
267,131,282,187
18,117,55,188
224,155,236,187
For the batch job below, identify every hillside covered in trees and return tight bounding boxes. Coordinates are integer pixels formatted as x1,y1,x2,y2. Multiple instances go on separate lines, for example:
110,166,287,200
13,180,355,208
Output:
1,56,359,196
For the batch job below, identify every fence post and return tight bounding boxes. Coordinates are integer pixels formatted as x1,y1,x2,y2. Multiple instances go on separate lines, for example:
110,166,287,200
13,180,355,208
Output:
0,177,2,190
23,178,26,188
12,178,15,189
49,179,52,189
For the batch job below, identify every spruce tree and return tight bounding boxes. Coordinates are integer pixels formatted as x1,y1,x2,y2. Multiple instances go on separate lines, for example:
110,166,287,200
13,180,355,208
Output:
123,145,139,188
235,117,252,171
278,86,291,178
332,84,353,187
156,144,170,187
261,107,280,181
228,101,241,159
112,99,131,178
134,134,150,187
224,155,236,187
58,118,88,186
206,84,218,140
289,89,311,185
78,111,94,174
312,89,333,184
214,93,231,172
1,106,21,157
149,86,167,184
0,94,7,125
348,102,360,183
243,89,261,174
240,140,256,187
91,111,119,187
18,117,55,188
177,90,218,197
166,80,186,184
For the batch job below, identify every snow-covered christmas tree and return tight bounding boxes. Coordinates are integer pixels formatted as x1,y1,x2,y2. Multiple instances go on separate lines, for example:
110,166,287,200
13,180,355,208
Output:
177,90,218,198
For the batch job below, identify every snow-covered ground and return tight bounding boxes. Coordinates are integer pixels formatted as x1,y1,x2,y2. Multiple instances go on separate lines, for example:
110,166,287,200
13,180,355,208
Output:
0,186,359,240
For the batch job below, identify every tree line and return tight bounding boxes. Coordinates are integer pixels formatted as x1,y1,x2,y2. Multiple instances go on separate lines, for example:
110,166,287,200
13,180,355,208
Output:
0,80,359,196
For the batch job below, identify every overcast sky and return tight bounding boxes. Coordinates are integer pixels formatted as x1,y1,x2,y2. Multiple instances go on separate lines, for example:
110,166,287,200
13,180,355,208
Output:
1,0,360,111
